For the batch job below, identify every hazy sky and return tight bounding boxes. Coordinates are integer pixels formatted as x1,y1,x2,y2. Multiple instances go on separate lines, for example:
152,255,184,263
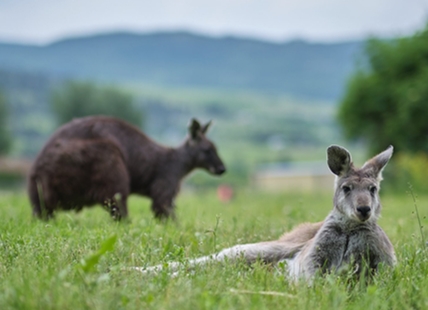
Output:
0,0,427,44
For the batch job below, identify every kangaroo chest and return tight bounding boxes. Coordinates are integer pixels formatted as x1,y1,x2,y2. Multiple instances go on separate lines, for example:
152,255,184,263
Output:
311,226,379,271
286,225,380,279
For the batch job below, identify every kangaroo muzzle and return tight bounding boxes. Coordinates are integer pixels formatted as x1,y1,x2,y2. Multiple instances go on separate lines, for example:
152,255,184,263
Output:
356,206,371,221
212,165,226,175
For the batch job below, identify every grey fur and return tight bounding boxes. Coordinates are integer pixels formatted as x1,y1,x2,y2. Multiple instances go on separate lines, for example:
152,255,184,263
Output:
132,145,396,280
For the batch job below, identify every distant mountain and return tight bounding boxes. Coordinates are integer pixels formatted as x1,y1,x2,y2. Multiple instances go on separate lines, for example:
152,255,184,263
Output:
0,31,364,100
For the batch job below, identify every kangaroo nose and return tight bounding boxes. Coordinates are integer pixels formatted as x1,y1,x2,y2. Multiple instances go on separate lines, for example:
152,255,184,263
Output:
217,165,226,175
357,206,371,218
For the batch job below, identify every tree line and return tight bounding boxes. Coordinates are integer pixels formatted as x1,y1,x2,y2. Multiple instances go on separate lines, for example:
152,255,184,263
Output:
338,24,428,155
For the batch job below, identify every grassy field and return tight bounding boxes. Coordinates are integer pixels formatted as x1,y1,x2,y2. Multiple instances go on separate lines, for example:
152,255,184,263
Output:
0,188,427,309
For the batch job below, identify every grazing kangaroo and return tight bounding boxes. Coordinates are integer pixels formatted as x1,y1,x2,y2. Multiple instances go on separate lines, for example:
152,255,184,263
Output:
28,116,226,220
132,145,396,280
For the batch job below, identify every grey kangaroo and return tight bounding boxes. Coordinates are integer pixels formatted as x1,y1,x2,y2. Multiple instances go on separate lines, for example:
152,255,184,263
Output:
132,145,396,280
28,116,226,221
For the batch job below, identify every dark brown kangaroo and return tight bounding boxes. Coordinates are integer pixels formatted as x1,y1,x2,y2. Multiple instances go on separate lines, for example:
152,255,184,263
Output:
28,116,226,220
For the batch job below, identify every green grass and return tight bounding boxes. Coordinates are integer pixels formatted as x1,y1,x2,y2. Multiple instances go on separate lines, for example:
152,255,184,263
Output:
0,188,427,309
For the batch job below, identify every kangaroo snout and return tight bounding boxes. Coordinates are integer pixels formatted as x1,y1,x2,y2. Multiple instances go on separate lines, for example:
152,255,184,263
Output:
356,206,371,221
214,165,226,175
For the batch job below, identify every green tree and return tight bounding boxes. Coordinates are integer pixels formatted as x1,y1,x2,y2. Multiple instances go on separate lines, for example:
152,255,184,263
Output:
51,81,143,127
338,25,428,154
0,91,12,155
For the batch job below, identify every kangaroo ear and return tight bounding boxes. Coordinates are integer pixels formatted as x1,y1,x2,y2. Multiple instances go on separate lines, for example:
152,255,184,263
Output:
201,120,212,134
188,118,202,139
327,145,353,176
362,145,393,179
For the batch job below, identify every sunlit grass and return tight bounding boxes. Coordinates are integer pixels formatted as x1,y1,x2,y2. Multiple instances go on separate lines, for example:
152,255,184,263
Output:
0,188,427,309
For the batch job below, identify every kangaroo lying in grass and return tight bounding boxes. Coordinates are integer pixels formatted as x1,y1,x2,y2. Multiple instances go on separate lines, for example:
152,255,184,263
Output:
132,145,396,280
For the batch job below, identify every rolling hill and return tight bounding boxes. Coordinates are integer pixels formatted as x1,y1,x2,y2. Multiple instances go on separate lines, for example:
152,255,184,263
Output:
0,31,364,100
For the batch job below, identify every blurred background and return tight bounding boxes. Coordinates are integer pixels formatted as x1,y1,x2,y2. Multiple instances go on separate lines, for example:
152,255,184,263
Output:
0,0,427,193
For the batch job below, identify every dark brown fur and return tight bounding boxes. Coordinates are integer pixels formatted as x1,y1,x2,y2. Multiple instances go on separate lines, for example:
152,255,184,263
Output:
28,116,226,220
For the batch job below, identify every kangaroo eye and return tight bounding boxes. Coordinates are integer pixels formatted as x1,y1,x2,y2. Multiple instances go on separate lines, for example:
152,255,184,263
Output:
369,186,377,195
342,186,351,194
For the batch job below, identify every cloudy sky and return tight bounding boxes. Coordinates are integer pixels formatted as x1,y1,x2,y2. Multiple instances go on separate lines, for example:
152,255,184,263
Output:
0,0,427,44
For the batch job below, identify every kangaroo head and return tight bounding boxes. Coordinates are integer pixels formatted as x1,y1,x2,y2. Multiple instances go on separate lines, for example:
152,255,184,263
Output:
186,118,226,175
327,145,393,224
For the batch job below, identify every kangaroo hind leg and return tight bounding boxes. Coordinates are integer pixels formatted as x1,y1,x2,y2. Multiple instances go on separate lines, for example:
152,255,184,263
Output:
132,240,301,275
